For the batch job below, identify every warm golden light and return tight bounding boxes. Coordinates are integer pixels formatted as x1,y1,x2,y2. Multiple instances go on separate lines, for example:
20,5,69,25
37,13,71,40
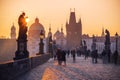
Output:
40,35,44,39
26,17,29,23
0,0,120,37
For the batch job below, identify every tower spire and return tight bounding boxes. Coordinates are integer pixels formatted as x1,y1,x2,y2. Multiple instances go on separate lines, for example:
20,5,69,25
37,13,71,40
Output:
49,24,51,32
69,9,76,24
61,24,63,32
48,24,52,37
11,23,16,39
101,27,105,37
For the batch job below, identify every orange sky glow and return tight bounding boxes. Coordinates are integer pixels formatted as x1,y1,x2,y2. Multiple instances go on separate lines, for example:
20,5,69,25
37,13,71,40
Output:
0,0,120,38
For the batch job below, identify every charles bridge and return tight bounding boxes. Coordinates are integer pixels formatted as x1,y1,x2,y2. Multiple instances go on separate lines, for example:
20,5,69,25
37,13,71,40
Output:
0,12,120,80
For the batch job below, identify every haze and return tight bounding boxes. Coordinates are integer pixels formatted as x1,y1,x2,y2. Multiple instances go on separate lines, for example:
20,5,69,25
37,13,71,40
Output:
0,0,120,38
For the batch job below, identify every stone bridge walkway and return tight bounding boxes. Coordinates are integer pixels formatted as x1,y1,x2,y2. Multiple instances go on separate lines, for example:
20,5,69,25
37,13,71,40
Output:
16,56,120,80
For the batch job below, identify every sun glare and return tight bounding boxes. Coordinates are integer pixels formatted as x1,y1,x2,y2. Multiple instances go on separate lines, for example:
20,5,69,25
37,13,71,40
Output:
26,17,29,23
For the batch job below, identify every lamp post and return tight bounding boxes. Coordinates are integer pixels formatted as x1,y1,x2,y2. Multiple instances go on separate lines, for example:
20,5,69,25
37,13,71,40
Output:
91,35,96,51
115,32,118,51
39,30,44,54
49,36,53,57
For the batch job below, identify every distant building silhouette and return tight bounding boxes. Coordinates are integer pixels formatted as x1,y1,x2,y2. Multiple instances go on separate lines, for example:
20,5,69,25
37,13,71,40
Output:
28,18,46,56
47,24,52,37
0,39,16,63
53,26,66,49
10,23,16,39
82,29,120,54
66,9,82,49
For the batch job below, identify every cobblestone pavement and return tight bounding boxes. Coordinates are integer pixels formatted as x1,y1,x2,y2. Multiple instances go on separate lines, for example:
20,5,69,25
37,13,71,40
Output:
16,56,120,80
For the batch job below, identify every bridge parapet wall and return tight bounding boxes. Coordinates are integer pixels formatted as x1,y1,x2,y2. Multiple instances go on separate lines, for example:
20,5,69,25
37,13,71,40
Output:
0,53,50,80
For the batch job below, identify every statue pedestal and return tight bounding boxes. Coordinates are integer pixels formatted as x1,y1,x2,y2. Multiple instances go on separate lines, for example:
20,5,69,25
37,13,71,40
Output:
14,39,29,60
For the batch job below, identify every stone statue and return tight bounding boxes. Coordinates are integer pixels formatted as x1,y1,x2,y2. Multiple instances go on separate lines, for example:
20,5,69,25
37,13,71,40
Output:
83,40,87,50
105,29,110,45
14,12,29,60
18,12,27,40
104,29,111,63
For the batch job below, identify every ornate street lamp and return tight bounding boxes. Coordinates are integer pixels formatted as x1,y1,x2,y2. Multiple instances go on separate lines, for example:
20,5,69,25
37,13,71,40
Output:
49,36,53,57
115,32,118,51
91,35,96,51
36,30,44,55
39,30,44,54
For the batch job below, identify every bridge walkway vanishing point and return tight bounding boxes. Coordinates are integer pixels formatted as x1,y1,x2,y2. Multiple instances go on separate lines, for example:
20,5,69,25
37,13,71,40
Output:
16,56,120,80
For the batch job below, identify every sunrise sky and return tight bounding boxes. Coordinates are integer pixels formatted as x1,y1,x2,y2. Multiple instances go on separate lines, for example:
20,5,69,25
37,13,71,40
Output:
0,0,120,38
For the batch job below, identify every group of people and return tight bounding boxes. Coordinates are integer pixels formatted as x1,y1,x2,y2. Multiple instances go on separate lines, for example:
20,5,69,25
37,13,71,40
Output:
52,47,119,66
53,48,78,65
101,49,119,65
55,48,66,65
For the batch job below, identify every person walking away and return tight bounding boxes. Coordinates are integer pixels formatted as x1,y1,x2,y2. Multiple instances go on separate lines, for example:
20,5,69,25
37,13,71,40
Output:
71,49,76,63
91,50,98,63
85,50,89,60
61,50,66,66
94,50,98,63
113,50,118,65
91,50,94,63
56,48,62,65
67,50,70,58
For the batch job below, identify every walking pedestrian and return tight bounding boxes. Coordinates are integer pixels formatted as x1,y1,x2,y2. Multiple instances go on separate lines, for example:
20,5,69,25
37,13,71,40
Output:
67,50,70,58
113,50,118,65
71,49,76,63
56,48,62,65
61,50,66,66
91,50,98,63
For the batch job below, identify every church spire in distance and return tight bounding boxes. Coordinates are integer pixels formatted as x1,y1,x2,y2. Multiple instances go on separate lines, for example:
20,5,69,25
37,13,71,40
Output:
101,27,105,37
49,24,51,32
61,24,63,33
11,23,16,39
48,24,52,37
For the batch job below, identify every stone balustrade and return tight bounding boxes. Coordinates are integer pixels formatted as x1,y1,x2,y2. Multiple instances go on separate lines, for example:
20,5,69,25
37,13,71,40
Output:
0,53,50,80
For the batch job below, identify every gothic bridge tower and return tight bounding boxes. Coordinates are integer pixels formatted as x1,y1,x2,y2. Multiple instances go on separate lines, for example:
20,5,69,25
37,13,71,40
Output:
66,9,82,49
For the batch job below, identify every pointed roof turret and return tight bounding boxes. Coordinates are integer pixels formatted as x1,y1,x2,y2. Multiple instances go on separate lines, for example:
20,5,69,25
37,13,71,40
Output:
11,23,16,39
35,17,39,23
48,24,52,37
61,24,63,32
11,23,16,30
69,8,76,24
49,24,51,32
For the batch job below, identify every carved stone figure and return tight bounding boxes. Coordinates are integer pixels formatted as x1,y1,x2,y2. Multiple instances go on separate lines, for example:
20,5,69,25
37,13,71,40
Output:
105,29,110,45
18,12,27,40
14,12,29,60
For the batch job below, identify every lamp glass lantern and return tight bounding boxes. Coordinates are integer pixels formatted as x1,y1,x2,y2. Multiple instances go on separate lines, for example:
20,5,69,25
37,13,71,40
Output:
40,32,44,39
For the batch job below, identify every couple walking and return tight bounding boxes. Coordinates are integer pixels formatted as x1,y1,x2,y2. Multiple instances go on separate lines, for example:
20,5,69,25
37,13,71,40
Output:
56,48,66,66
